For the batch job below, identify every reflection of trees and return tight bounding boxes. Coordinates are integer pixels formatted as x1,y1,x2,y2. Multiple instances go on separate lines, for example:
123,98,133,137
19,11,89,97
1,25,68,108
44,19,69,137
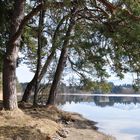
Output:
56,95,140,107
92,96,140,107
56,95,94,105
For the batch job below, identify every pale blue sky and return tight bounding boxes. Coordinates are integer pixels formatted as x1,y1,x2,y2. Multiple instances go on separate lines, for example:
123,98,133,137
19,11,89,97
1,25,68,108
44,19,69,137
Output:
16,64,134,85
16,64,34,83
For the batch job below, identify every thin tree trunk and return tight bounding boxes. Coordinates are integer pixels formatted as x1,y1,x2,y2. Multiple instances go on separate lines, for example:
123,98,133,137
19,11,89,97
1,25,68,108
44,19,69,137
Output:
0,72,2,93
33,9,45,106
46,47,68,105
21,53,55,102
3,0,24,110
21,77,36,102
47,18,75,105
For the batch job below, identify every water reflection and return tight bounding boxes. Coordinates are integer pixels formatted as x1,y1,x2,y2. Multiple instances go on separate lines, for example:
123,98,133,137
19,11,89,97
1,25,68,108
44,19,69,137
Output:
56,94,140,140
57,94,140,107
135,136,140,140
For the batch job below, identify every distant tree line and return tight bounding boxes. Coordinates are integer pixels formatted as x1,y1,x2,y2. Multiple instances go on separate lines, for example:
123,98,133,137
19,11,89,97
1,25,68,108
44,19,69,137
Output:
56,94,140,107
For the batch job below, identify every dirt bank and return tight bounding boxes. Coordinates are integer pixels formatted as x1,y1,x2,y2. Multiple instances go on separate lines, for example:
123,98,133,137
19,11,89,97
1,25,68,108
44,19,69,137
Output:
0,103,115,140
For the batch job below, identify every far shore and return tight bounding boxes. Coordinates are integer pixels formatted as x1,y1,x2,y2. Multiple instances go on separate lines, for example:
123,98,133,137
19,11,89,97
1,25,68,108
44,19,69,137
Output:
60,93,140,97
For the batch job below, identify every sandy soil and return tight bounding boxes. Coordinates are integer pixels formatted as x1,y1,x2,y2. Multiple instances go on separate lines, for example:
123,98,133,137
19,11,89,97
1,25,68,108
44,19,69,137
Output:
65,128,113,140
67,118,114,140
61,113,115,140
0,103,115,140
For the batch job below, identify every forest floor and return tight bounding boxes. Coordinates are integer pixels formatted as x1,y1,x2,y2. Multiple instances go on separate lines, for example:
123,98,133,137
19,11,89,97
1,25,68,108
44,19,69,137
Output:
0,100,115,140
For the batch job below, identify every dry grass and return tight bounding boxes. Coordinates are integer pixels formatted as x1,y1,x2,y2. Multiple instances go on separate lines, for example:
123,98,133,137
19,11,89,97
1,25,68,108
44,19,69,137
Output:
0,108,62,140
0,103,115,140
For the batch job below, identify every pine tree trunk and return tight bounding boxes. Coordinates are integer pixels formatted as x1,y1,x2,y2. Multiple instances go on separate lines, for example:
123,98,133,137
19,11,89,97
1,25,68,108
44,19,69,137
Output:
21,14,67,102
33,9,45,106
3,55,18,110
3,0,24,110
21,51,55,102
47,17,75,105
21,77,36,102
47,47,68,105
22,6,68,103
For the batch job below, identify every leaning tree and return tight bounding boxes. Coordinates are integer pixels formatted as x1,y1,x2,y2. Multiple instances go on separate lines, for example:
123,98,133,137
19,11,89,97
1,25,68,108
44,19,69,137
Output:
46,0,140,105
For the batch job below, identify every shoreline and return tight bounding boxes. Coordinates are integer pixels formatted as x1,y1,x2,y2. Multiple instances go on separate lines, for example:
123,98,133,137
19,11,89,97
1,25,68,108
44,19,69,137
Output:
0,102,115,140
58,111,115,140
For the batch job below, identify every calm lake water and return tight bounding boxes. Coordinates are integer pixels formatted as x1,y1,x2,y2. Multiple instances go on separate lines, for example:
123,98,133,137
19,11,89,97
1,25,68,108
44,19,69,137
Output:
57,94,140,140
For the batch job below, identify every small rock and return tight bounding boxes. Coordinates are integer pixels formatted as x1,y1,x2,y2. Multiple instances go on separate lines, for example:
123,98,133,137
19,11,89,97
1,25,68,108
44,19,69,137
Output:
57,129,69,138
65,121,70,125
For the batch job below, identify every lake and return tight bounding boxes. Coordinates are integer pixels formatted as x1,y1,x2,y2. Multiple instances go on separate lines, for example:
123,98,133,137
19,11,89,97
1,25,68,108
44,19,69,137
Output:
57,94,140,140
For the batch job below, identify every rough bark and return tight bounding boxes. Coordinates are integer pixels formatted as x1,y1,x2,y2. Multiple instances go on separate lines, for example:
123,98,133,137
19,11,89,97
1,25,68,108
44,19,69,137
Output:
47,18,75,105
3,0,24,110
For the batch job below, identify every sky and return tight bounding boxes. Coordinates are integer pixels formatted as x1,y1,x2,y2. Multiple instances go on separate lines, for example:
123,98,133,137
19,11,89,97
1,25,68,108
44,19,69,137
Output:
16,64,134,85
16,64,34,83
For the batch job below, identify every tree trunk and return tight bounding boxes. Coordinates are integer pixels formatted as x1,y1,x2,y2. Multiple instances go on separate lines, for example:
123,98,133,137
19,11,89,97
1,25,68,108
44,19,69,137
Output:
21,77,36,102
3,0,24,110
47,47,68,105
21,13,67,102
47,18,75,105
21,52,55,102
3,56,18,110
33,9,45,106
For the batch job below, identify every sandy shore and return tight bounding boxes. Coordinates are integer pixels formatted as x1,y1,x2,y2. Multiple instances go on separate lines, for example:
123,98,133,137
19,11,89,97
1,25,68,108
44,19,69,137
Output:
61,113,115,140
0,102,115,140
64,128,113,140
